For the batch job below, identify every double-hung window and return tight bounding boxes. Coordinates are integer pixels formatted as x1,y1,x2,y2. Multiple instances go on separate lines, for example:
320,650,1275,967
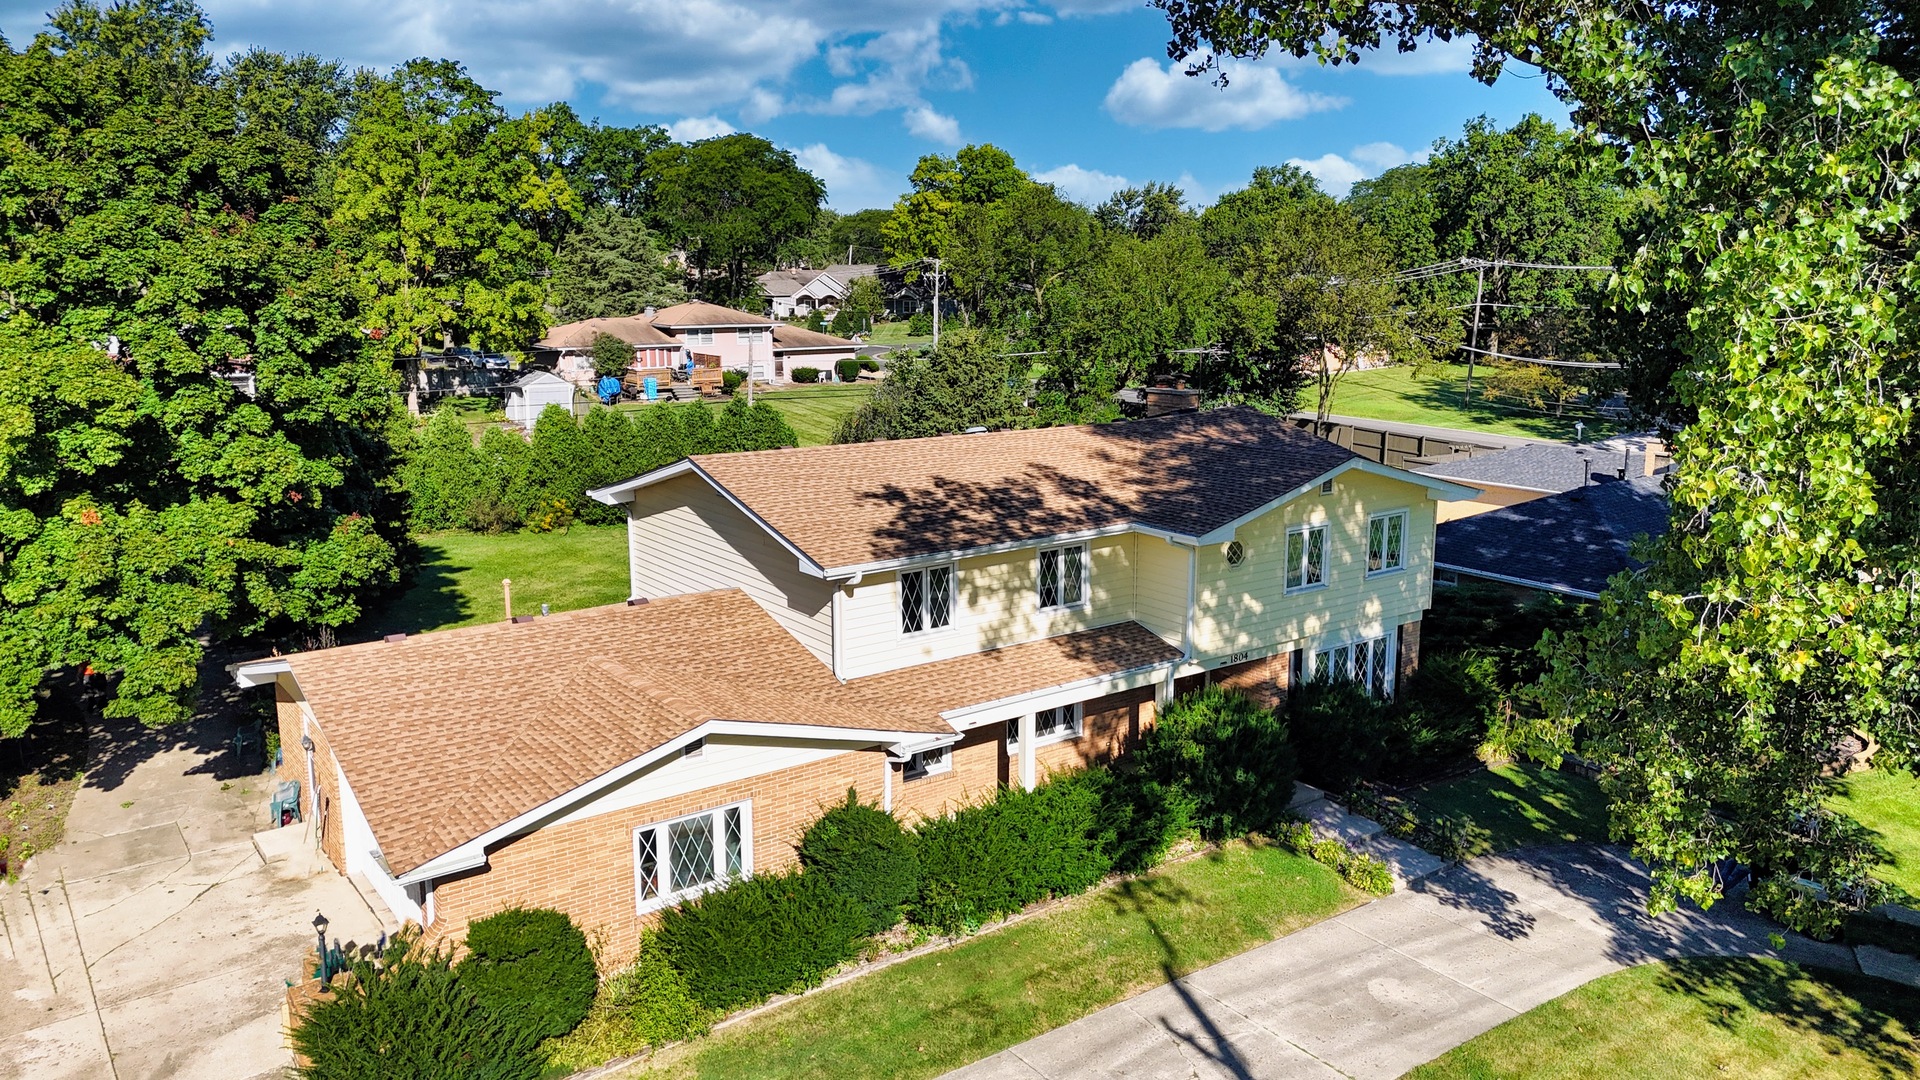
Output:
634,802,748,913
1285,524,1328,592
1368,511,1407,575
738,327,767,344
900,564,954,634
1037,543,1088,610
1310,634,1397,696
684,328,715,346
1006,703,1082,748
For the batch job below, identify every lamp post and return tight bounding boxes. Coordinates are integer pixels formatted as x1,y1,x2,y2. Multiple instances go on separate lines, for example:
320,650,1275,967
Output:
313,911,334,983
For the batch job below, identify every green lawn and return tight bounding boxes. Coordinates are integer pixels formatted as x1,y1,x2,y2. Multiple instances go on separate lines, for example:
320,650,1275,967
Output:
1406,957,1920,1079
357,527,631,637
1326,363,1619,442
1831,768,1920,897
756,384,873,445
627,840,1363,1080
1412,763,1612,858
862,320,932,346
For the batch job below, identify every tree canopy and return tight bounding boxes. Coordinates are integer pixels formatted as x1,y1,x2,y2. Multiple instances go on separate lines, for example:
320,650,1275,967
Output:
644,133,824,304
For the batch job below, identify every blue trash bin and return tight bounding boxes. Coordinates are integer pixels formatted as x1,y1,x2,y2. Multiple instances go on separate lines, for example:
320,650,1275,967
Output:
644,376,659,401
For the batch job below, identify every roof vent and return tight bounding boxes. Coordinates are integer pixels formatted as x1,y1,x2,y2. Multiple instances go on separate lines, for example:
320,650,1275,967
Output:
643,305,657,318
963,426,989,434
626,597,650,606
383,633,407,644
512,614,537,624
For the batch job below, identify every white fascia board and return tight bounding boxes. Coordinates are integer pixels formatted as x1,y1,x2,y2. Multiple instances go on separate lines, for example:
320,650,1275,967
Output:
392,719,930,886
941,659,1181,728
885,732,965,761
1435,562,1601,601
587,460,829,577
1192,460,1482,545
1416,474,1560,496
229,659,291,687
819,523,1197,580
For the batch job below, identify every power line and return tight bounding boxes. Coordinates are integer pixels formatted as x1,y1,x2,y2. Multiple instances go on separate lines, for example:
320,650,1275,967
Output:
1423,335,1622,369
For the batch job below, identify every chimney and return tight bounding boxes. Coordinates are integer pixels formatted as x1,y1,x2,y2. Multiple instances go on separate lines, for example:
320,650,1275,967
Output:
1141,374,1199,418
1643,438,1664,476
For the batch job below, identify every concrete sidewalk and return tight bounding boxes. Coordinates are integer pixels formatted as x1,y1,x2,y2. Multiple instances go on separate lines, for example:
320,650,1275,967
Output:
1,710,386,1080
942,844,1855,1080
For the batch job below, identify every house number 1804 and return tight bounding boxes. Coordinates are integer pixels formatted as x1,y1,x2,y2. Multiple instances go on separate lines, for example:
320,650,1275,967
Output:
1224,651,1251,665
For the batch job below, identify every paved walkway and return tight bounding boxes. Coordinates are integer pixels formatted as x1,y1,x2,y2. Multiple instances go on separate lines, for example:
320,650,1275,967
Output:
943,843,1858,1080
1,709,387,1080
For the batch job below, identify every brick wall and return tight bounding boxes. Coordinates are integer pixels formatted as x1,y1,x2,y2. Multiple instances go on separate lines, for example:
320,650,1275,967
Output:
1035,686,1154,779
1397,619,1421,685
891,724,1008,824
276,682,346,873
428,747,885,965
1198,651,1293,711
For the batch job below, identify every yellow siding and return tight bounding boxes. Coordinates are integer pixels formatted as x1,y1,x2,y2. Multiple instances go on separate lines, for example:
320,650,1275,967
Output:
1190,471,1434,664
1433,483,1547,522
625,474,836,663
838,535,1136,679
1132,533,1191,647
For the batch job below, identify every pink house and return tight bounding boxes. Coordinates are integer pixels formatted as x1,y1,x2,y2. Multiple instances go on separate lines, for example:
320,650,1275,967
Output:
645,302,862,384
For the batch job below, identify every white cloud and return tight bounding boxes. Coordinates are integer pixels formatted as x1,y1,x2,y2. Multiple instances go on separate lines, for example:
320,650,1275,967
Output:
905,104,963,145
666,115,737,141
1286,142,1423,197
794,143,897,211
1359,36,1477,76
1035,164,1129,205
1104,54,1346,132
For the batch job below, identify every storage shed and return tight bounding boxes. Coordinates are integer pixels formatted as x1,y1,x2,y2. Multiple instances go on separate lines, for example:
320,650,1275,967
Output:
504,369,581,431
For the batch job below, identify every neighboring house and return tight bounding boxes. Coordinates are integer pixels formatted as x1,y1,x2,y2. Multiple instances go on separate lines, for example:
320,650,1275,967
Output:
770,324,861,376
1434,474,1670,598
758,263,877,318
231,408,1476,962
1415,440,1665,522
532,315,685,389
646,301,781,382
503,369,583,430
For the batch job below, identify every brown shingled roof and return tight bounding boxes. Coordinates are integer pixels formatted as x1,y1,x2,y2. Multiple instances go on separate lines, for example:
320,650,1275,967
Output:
647,301,777,328
536,315,681,349
771,324,858,350
266,589,1178,876
683,406,1358,569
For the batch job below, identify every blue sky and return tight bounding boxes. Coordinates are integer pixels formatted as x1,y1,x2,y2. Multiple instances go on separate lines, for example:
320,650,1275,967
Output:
1,1,1570,210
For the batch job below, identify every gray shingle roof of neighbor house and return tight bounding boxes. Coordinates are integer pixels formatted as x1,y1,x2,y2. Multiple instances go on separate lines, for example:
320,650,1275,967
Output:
1434,475,1671,598
1414,443,1646,495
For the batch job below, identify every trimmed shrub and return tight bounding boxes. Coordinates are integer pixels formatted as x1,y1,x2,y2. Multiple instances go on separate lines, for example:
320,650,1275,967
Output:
1388,651,1502,773
798,790,921,935
1086,766,1197,875
1128,686,1297,840
858,358,880,372
721,369,746,393
604,930,714,1046
911,772,1111,933
1286,673,1398,792
455,907,597,1042
657,869,869,1012
907,311,933,336
791,366,821,383
292,936,543,1080
834,358,862,384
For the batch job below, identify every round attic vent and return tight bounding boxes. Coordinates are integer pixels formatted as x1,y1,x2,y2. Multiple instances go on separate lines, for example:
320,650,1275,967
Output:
1225,540,1246,567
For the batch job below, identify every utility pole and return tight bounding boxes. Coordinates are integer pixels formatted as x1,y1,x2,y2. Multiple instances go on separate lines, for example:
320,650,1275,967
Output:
1464,263,1486,402
931,258,942,349
746,334,756,406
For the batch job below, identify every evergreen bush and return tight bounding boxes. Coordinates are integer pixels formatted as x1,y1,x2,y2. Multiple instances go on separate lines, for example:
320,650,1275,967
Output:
404,407,483,530
907,311,933,336
834,358,862,383
1128,686,1297,840
1390,651,1502,771
455,907,598,1042
798,790,921,934
911,772,1111,933
1286,673,1398,792
656,869,869,1012
291,936,543,1080
791,366,821,383
604,930,715,1046
721,369,745,393
858,358,880,372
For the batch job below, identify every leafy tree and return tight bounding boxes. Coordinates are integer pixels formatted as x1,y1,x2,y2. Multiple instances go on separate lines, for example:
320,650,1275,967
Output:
577,406,644,523
542,103,670,214
827,307,858,338
1095,182,1191,239
840,275,886,332
0,2,404,734
712,397,798,453
216,48,357,156
404,410,483,530
882,144,1028,275
550,207,686,321
834,330,1020,442
1155,0,1920,920
1197,164,1330,269
644,133,823,303
828,208,893,263
330,59,571,366
948,182,1099,330
588,333,634,379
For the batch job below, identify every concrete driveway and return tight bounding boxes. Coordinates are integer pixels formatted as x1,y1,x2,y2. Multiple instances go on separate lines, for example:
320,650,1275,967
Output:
943,844,1857,1080
2,710,387,1080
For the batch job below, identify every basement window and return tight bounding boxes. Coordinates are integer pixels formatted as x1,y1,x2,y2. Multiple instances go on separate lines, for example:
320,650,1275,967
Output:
1006,703,1083,749
903,745,952,780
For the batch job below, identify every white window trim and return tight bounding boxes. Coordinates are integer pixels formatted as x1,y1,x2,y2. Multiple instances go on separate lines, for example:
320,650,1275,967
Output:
1367,510,1410,577
633,800,751,915
1035,542,1091,612
898,562,957,638
1304,633,1398,697
1284,523,1330,594
685,328,715,346
903,745,952,780
1006,703,1083,750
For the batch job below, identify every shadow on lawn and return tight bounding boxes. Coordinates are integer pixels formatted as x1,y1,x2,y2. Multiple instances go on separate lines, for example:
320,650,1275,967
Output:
352,543,473,641
1654,957,1920,1079
1350,372,1610,441
1100,851,1258,1080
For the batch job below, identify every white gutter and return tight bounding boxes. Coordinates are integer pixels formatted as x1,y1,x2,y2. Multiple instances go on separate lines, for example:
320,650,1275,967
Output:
1434,562,1602,601
937,658,1182,728
229,658,291,686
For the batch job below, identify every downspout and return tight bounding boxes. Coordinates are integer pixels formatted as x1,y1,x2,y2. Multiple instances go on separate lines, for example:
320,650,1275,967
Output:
831,570,864,682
